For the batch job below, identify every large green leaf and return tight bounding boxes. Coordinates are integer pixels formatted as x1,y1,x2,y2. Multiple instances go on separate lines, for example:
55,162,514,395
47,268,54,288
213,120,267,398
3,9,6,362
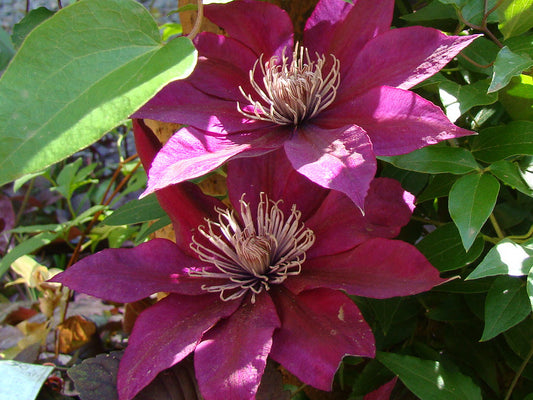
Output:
377,352,482,400
0,0,197,186
497,0,533,39
467,238,533,280
487,46,533,93
449,173,500,251
472,121,533,162
380,146,480,175
0,28,14,70
499,74,533,121
416,223,484,271
481,276,530,341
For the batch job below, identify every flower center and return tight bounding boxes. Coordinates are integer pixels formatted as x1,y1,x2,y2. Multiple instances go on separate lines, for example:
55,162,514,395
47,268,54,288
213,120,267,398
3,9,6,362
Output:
189,193,315,303
237,43,340,126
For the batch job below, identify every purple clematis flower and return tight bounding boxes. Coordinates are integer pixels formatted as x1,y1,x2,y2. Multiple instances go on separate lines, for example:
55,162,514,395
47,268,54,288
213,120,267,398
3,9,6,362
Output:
52,121,445,400
133,0,478,209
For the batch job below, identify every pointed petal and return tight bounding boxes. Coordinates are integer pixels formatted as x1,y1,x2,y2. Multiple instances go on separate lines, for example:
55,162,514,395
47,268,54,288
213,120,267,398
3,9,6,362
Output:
284,124,376,209
226,148,328,222
304,0,394,75
364,377,398,400
205,0,293,58
270,287,375,390
305,178,415,258
189,32,258,100
195,293,280,400
133,120,224,256
118,294,241,400
287,238,446,298
318,86,474,156
51,239,214,301
144,126,286,197
342,28,479,97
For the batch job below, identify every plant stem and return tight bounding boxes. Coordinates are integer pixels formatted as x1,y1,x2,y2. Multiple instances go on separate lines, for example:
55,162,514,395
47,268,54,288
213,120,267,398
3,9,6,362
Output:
489,213,505,239
187,0,204,41
504,341,533,400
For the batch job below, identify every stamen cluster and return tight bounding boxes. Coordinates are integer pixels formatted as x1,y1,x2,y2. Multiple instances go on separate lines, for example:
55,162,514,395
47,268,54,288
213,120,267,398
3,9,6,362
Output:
238,43,340,126
190,193,315,302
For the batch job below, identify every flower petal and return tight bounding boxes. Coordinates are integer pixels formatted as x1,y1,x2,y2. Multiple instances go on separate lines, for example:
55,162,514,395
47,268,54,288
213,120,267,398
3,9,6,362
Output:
132,81,265,134
305,178,415,258
342,27,479,96
205,0,293,58
318,85,474,156
270,287,375,390
364,377,398,400
143,126,286,197
226,148,328,222
194,293,280,400
284,124,376,209
118,294,241,400
50,239,211,302
304,0,394,74
287,238,446,298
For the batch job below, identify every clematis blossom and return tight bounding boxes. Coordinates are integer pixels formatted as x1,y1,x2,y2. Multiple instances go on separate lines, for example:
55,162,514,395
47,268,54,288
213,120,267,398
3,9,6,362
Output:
133,0,479,209
52,121,445,400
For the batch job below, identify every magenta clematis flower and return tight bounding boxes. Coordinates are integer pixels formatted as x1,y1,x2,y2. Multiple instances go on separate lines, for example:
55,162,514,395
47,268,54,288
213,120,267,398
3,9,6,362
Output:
133,0,478,209
52,121,445,400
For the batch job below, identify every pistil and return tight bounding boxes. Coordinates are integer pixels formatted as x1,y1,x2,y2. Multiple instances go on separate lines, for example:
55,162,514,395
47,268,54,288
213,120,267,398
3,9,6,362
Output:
189,193,315,302
237,43,340,126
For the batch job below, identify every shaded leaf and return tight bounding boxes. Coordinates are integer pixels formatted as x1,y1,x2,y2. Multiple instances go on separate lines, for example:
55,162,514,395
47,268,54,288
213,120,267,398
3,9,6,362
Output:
0,28,14,71
467,238,533,279
472,121,533,162
11,7,55,49
449,173,500,251
458,37,500,75
481,276,530,341
488,46,533,93
377,352,482,400
489,160,533,196
380,146,480,175
401,1,456,21
416,174,459,203
0,0,197,186
103,194,166,226
417,223,484,271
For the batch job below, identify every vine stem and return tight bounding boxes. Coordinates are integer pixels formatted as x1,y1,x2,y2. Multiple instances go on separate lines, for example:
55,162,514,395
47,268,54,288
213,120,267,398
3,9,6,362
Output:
187,0,204,41
489,213,505,240
504,341,533,400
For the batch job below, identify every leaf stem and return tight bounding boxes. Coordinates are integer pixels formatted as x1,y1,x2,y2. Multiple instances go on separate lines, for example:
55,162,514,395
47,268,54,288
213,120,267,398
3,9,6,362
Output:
504,341,533,400
187,0,204,41
489,213,505,239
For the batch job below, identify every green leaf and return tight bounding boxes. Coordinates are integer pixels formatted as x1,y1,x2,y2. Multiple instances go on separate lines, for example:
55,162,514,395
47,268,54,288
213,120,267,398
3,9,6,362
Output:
467,239,533,279
439,79,497,122
416,174,459,203
0,0,197,186
0,28,15,71
489,160,533,196
458,37,500,76
505,33,533,58
472,121,533,162
134,215,172,245
11,7,55,49
488,46,533,93
0,231,60,278
377,352,482,400
481,276,531,341
103,193,167,226
496,0,533,39
449,173,500,251
401,1,457,21
379,146,480,175
417,223,484,271
499,74,533,121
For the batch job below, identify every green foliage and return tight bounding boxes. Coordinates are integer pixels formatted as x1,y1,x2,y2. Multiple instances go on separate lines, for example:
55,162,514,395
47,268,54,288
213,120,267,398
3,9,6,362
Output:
0,0,197,186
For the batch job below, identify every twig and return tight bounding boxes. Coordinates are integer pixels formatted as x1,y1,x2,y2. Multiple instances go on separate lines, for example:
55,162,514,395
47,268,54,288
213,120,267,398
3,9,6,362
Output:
459,53,494,69
489,213,505,239
504,340,533,400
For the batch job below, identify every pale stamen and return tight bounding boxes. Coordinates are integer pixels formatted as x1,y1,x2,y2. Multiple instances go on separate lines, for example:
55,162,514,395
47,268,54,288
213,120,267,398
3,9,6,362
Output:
237,43,340,126
189,193,315,303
